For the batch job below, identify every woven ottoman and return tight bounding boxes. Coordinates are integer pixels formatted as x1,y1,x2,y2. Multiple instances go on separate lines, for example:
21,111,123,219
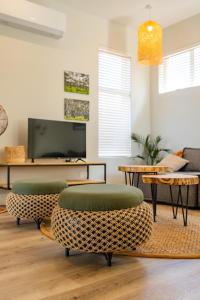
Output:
52,184,153,266
6,180,67,229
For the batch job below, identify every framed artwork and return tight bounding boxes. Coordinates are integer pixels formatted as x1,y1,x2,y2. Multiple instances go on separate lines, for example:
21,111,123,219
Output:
64,71,89,95
64,99,89,121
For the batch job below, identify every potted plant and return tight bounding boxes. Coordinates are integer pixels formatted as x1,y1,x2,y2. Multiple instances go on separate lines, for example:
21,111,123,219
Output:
131,133,170,165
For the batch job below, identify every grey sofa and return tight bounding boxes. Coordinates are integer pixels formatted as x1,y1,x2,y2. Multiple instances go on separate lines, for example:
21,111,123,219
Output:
140,148,200,208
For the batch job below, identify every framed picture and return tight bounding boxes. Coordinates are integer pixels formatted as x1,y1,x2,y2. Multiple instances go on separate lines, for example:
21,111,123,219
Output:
64,99,89,121
64,71,89,95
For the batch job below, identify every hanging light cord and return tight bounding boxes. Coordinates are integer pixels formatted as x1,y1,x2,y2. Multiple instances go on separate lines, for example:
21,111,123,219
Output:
145,4,152,21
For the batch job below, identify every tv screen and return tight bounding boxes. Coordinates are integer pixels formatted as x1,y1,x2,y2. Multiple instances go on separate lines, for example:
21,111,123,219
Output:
28,118,86,159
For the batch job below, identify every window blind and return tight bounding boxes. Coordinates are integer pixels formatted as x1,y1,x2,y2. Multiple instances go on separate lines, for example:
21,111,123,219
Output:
98,50,131,157
159,45,200,94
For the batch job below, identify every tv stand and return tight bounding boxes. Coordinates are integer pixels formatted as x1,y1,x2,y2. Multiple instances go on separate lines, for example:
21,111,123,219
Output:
0,161,107,190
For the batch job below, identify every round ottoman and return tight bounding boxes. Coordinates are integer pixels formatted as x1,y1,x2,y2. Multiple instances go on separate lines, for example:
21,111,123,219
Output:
6,180,67,229
52,184,153,266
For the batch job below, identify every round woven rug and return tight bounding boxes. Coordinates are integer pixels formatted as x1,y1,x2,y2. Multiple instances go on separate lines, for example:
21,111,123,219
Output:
0,207,6,214
40,206,200,259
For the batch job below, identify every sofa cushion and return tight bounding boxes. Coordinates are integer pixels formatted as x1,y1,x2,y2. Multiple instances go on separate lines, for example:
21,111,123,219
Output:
59,184,144,211
157,154,189,172
182,148,200,171
12,179,67,195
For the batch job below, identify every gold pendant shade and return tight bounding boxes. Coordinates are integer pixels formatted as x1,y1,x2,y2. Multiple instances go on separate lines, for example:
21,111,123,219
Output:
138,20,163,66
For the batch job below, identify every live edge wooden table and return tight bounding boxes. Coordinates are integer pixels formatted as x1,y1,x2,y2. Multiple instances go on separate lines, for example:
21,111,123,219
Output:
142,174,199,226
118,165,169,187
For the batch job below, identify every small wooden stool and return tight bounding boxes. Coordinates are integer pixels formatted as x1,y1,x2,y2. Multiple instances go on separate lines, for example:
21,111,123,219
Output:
142,174,199,226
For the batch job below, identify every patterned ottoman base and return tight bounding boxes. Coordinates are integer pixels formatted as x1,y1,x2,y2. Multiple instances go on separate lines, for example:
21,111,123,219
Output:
6,180,67,229
6,193,60,229
52,201,153,266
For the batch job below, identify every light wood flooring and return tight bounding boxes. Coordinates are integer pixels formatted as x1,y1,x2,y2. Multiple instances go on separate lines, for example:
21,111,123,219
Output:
1,206,200,300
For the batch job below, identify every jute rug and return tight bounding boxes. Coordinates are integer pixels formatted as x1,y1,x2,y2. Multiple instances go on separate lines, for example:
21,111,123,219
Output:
0,207,6,214
40,206,200,259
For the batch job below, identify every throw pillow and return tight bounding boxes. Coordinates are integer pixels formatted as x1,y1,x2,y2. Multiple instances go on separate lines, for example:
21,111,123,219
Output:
157,154,189,172
174,150,183,158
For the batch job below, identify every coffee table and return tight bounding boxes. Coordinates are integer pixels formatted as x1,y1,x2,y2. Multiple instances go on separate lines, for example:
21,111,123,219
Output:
142,173,199,226
118,165,169,187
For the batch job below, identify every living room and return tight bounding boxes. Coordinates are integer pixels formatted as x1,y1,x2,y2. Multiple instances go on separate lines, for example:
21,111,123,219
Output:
1,0,200,299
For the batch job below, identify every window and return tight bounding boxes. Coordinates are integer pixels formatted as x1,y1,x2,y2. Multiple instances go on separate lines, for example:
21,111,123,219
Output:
159,45,200,94
98,50,131,157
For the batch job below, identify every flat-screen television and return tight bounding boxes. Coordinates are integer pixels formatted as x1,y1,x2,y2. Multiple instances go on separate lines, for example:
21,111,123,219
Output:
28,118,86,159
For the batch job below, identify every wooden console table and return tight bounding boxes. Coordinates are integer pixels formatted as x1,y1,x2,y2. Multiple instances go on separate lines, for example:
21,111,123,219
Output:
0,161,107,190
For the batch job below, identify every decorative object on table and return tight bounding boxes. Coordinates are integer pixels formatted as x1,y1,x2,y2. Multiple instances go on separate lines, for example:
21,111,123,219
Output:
41,205,200,259
0,105,8,136
64,71,89,94
131,133,170,165
138,4,163,66
157,153,189,172
64,98,89,121
4,145,26,163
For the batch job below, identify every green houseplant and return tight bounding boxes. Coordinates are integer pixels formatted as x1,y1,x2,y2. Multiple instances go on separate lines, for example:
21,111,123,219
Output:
131,133,170,165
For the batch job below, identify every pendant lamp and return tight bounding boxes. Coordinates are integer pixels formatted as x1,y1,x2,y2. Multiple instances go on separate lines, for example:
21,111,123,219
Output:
138,5,163,66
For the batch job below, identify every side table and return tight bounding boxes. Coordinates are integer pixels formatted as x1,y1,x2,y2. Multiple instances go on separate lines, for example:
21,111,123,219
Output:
118,165,169,187
142,173,199,226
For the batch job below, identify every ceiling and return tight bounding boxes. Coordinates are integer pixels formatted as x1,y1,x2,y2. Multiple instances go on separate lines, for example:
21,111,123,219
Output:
58,0,200,27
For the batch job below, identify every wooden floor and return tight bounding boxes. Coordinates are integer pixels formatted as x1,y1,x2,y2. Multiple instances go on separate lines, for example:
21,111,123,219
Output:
1,207,200,300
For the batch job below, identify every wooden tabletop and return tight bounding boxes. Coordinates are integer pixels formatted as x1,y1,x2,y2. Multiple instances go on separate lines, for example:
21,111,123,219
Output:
118,165,169,173
142,173,199,186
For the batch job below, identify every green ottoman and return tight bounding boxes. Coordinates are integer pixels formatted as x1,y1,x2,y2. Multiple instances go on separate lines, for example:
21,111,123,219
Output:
6,179,67,229
52,184,153,266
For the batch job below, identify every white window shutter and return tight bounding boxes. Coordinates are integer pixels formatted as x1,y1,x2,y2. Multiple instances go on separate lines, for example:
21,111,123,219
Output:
98,50,132,157
159,45,200,94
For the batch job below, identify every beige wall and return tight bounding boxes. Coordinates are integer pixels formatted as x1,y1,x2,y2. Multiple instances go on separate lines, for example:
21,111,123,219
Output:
151,13,200,151
0,0,150,203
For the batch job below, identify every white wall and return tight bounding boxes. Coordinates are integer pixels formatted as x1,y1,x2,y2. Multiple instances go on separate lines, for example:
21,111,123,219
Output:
0,0,150,203
127,27,151,134
151,13,200,151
